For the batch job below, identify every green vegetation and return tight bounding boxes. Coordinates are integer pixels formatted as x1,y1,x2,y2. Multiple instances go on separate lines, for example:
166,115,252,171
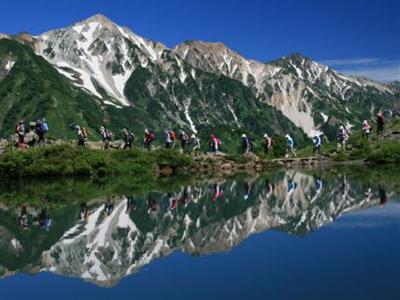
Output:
0,145,193,178
0,39,106,139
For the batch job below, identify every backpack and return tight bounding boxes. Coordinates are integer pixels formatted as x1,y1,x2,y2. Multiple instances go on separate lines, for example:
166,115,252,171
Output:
169,130,176,141
16,124,24,134
337,130,344,141
147,131,155,142
41,121,49,133
266,137,273,147
82,127,88,139
106,130,113,140
128,132,134,142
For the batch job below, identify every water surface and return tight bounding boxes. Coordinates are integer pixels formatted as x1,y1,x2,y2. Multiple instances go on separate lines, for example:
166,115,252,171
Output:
0,167,399,300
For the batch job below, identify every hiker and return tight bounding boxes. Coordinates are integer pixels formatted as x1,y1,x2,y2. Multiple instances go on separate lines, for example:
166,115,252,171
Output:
35,118,49,146
209,134,221,154
25,121,39,146
123,128,134,149
82,127,88,143
178,130,189,153
241,134,251,154
336,125,348,151
376,111,384,137
15,119,26,146
263,133,274,154
35,120,45,146
285,134,296,158
312,134,322,154
362,120,371,139
99,126,112,150
190,134,201,155
144,129,155,151
75,125,86,146
170,129,177,148
163,129,172,148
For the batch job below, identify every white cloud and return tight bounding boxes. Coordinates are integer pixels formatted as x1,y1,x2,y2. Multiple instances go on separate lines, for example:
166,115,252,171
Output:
340,65,400,82
319,57,400,82
320,58,382,66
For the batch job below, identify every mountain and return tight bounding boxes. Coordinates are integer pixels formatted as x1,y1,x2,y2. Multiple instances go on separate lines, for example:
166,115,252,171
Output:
0,170,397,286
0,14,398,146
175,42,398,137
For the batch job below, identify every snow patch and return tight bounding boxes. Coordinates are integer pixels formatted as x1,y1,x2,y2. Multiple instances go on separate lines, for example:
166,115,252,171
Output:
104,100,123,109
320,112,329,123
227,104,240,127
184,98,197,133
11,238,21,250
5,59,15,72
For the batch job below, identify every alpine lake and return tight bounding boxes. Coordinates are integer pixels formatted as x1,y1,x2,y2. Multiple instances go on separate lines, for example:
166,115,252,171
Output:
0,165,399,300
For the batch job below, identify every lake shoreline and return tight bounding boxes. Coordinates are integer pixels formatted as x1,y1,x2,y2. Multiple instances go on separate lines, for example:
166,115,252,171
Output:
0,143,397,179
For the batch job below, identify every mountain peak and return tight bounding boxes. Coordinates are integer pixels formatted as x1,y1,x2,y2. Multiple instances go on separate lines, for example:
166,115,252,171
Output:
284,52,313,64
81,14,114,25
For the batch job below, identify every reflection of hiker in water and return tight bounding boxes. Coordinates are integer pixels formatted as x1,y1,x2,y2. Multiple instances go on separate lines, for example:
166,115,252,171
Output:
244,182,251,200
287,178,298,196
147,194,159,214
167,192,178,210
265,180,274,199
212,183,224,202
379,186,387,207
18,205,29,229
104,197,114,216
315,177,323,193
311,176,323,203
79,203,90,222
364,188,373,202
180,187,190,207
35,208,52,230
339,175,350,196
127,197,137,213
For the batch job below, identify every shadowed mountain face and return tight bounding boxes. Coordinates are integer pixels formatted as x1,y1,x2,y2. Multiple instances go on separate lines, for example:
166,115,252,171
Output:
0,167,398,286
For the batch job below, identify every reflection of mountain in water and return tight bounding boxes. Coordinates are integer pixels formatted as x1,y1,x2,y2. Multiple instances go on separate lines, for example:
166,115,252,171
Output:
0,169,397,287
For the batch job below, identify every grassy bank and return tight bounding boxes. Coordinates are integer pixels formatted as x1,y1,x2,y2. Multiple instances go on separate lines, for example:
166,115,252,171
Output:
0,145,194,178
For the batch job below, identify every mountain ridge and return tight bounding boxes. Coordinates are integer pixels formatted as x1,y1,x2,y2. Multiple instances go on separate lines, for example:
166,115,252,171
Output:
0,14,398,144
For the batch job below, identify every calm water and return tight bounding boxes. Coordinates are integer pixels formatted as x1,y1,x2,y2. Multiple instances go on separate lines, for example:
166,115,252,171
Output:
0,167,399,300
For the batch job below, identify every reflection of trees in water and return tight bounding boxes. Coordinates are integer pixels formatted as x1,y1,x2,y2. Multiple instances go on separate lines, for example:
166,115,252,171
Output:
0,168,398,285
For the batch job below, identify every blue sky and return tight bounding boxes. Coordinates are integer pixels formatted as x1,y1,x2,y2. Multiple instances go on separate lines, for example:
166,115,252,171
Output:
0,0,399,81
